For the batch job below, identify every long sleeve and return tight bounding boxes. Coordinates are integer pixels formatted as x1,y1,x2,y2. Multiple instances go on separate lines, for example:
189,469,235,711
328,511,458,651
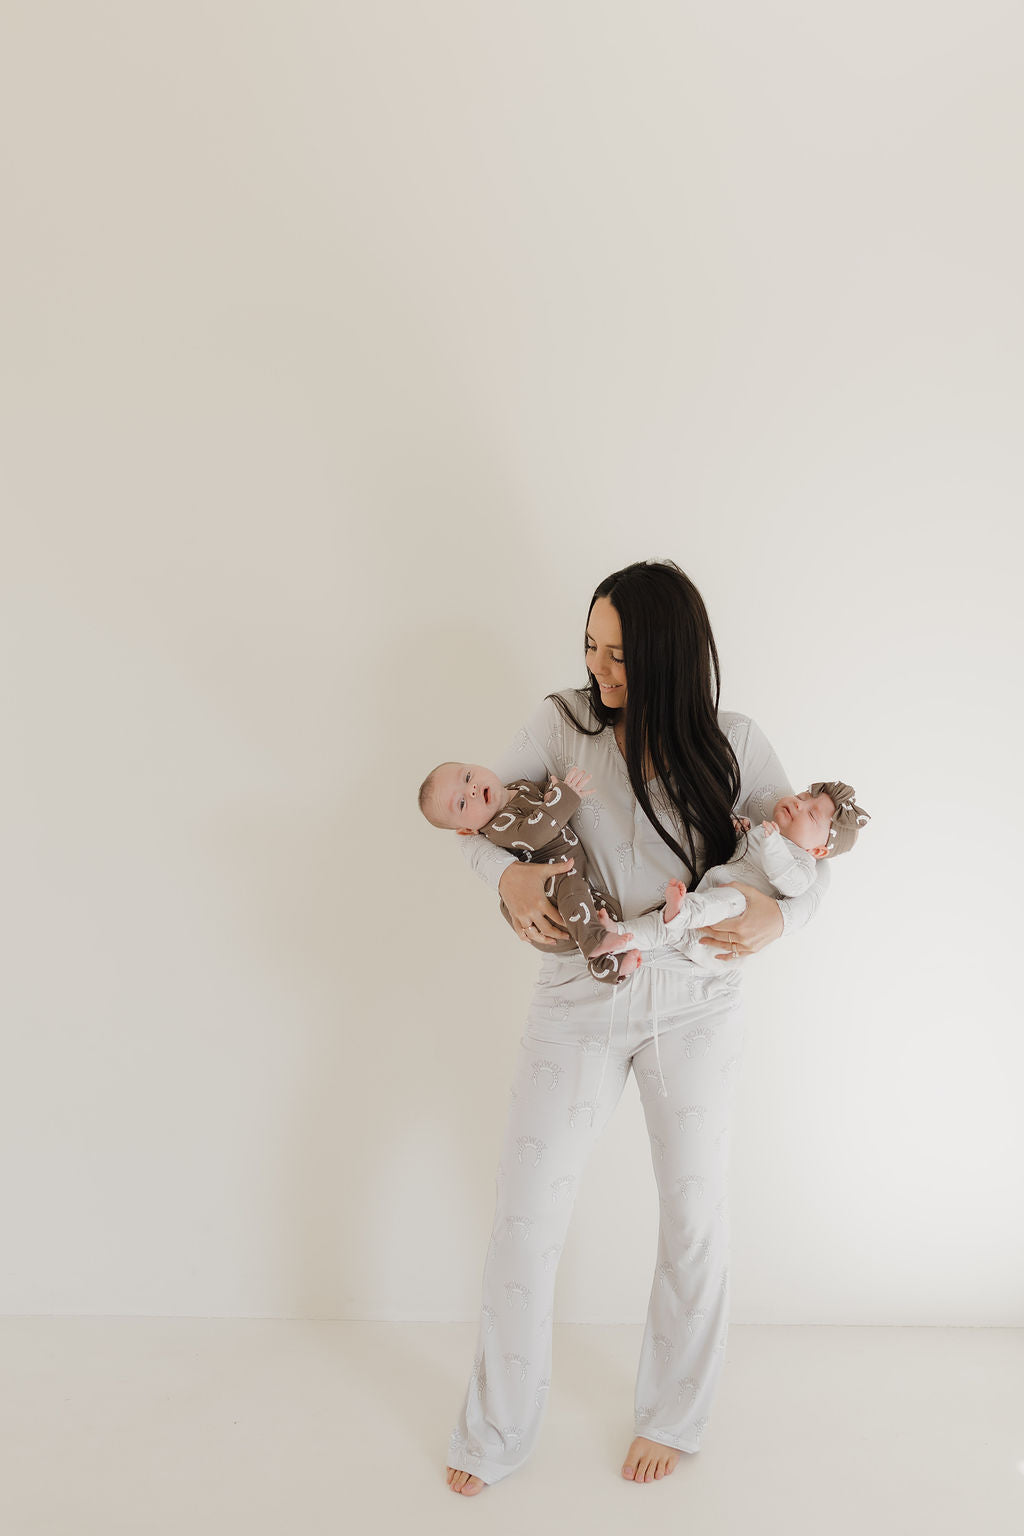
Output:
458,697,568,892
725,713,830,935
758,827,818,898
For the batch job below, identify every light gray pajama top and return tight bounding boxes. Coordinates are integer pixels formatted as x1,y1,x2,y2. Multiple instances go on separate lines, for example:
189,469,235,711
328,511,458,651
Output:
462,691,829,1041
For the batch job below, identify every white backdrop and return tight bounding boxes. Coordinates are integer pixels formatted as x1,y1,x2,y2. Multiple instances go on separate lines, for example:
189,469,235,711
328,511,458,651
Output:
2,2,1022,1325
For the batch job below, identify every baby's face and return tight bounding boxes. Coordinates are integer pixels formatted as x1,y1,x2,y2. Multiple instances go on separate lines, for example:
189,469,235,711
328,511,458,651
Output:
771,790,837,856
429,762,507,831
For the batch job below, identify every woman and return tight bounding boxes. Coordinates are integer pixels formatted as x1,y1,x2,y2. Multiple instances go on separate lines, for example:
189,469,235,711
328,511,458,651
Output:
445,560,828,1493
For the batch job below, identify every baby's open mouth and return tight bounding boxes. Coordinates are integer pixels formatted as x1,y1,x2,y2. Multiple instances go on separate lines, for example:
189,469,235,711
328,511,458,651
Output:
483,786,491,804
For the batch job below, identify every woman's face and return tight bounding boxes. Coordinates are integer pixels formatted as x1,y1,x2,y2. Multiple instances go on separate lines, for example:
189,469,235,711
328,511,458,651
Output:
585,596,627,708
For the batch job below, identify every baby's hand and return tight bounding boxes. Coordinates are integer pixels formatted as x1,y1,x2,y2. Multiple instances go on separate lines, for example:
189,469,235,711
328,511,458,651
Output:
762,819,779,837
558,765,594,796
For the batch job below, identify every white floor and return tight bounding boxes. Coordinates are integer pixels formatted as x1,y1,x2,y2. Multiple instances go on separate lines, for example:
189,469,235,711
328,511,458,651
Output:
1,1319,1022,1535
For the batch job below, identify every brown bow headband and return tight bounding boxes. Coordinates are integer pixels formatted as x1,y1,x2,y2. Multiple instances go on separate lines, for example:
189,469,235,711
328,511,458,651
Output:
808,780,871,858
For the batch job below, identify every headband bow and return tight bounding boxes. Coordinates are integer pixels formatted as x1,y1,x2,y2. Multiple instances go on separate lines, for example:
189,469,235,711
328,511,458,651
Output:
808,780,870,858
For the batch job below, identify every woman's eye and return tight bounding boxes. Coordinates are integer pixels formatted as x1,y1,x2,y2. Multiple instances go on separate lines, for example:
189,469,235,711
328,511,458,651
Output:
585,642,595,652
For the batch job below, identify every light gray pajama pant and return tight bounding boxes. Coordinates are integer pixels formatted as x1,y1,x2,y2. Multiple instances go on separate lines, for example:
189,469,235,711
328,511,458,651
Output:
448,984,746,1484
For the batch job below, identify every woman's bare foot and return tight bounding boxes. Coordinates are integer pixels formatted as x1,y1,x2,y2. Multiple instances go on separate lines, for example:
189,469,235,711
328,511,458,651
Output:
446,1467,485,1495
663,878,687,923
621,1436,680,1482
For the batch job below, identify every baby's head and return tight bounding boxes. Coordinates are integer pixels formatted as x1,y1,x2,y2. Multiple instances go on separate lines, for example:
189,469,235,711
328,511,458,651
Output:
771,780,870,859
418,761,509,835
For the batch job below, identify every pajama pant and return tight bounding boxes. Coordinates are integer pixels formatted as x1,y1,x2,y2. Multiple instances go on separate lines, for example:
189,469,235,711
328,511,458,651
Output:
448,984,746,1484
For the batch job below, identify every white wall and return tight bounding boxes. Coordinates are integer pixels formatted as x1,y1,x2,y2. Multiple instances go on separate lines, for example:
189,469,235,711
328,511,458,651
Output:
2,2,1021,1324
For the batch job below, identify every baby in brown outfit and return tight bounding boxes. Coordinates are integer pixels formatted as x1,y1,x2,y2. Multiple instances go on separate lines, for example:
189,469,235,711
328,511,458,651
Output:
418,760,641,983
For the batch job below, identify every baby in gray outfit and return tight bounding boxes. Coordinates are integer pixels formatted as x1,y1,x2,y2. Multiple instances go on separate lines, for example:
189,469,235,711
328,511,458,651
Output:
598,779,870,974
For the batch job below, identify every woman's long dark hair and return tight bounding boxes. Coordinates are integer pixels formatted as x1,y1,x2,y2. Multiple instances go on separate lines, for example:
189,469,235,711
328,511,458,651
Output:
550,559,741,881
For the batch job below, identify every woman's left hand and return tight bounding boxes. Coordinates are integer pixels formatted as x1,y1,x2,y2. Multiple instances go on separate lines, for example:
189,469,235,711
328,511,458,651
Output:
698,883,783,960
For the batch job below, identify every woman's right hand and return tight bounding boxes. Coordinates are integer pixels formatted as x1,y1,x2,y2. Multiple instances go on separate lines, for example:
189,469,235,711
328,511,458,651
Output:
499,859,574,943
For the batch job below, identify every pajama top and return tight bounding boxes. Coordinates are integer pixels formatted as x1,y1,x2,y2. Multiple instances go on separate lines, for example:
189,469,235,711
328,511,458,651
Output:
462,691,829,1039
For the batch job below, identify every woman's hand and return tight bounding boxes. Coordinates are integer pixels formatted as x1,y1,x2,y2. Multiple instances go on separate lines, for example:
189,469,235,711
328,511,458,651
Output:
698,882,783,960
499,859,573,943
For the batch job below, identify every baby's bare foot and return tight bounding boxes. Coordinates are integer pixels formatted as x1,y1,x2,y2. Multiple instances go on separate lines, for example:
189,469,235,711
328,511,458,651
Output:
621,1436,680,1482
617,948,642,979
446,1467,485,1495
589,925,634,958
663,878,687,923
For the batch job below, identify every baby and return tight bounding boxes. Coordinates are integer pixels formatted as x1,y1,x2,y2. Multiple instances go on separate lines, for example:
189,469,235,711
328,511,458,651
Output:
418,760,641,983
596,780,870,974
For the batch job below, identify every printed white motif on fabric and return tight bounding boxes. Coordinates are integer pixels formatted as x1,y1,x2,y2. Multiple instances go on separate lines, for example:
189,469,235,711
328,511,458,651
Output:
531,1060,562,1090
516,1136,546,1165
676,1105,706,1131
577,797,602,831
505,1281,531,1310
503,1353,530,1381
568,1100,597,1128
683,1026,715,1057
